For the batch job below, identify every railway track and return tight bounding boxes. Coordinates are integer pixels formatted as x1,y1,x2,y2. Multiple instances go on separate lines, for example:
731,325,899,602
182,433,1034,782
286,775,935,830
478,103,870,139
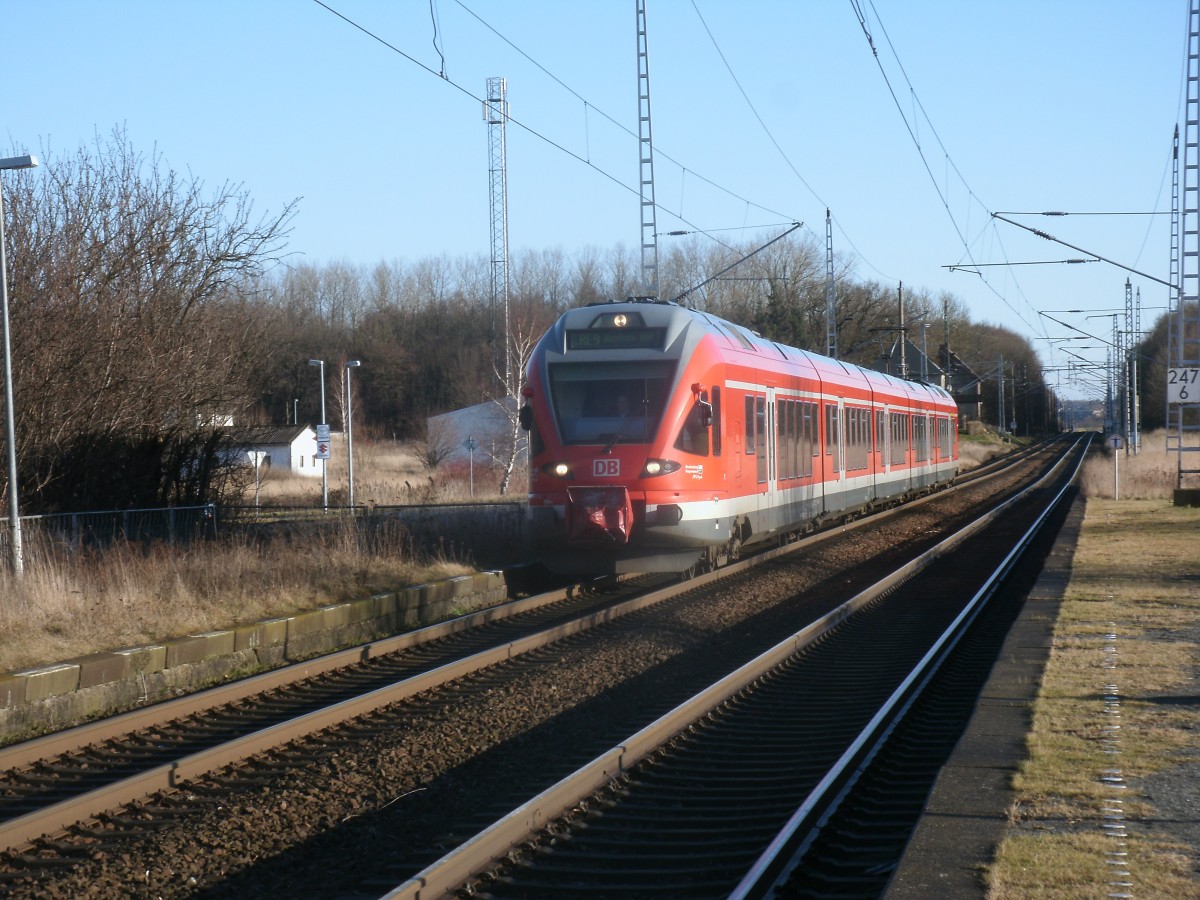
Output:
0,437,1079,897
403,435,1089,899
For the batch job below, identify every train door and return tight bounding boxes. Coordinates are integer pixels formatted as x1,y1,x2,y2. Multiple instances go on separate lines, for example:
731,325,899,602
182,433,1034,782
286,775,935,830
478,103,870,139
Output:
819,397,845,516
824,399,845,485
835,399,846,484
742,389,771,491
876,406,889,475
743,388,777,531
766,388,779,493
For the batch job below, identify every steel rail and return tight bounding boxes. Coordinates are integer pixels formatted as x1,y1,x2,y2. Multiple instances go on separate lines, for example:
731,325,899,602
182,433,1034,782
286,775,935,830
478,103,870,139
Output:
2,431,1046,773
0,436,1051,856
730,431,1090,898
382,433,1087,900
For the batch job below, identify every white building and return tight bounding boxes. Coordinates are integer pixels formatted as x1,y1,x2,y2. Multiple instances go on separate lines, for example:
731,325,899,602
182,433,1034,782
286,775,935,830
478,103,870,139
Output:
427,397,523,465
228,425,321,477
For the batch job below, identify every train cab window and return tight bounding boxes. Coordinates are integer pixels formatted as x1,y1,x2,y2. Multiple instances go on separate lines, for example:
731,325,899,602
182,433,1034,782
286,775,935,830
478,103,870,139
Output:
548,360,675,445
523,406,545,457
674,391,711,456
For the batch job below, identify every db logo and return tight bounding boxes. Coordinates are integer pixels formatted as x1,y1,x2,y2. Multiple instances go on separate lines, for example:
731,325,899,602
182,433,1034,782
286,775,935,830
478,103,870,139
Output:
592,459,620,477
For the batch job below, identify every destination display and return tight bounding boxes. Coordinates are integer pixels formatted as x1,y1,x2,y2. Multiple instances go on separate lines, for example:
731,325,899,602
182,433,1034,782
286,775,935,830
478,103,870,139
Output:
566,327,666,351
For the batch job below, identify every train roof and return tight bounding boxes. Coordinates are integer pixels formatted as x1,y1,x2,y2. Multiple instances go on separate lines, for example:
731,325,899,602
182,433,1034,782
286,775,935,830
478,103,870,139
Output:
545,299,955,409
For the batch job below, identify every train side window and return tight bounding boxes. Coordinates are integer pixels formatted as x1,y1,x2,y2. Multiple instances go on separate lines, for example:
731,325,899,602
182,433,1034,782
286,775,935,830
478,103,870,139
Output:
744,395,756,455
755,396,767,483
826,404,840,474
788,400,798,479
849,408,859,470
806,401,817,475
865,410,872,469
778,400,790,480
890,411,907,467
776,401,786,479
850,408,858,470
858,408,869,470
875,409,885,467
711,386,722,456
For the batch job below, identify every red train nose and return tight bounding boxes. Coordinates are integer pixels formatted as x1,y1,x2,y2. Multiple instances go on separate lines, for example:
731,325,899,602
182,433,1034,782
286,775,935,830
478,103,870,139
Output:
566,486,634,545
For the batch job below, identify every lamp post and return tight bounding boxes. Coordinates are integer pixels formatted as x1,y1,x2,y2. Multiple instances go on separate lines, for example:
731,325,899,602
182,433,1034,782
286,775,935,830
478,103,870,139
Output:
345,360,361,509
308,359,328,510
0,154,38,578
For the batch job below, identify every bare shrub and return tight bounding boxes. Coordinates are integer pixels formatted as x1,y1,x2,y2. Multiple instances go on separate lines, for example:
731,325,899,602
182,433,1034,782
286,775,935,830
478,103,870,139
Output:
418,418,457,472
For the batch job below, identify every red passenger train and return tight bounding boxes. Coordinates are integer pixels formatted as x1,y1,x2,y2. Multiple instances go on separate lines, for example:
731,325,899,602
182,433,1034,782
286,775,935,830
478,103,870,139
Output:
520,297,958,576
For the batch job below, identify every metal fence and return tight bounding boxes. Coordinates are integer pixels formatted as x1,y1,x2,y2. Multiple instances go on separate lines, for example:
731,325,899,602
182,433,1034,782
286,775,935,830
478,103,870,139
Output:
0,504,218,559
220,502,528,567
0,501,527,567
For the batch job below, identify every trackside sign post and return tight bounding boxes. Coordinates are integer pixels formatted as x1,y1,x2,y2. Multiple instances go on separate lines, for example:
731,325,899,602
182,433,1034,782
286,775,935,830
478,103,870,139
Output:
1107,434,1124,500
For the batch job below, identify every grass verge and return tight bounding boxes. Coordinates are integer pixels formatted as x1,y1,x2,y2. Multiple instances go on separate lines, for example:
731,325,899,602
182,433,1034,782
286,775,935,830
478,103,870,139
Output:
0,523,473,674
985,497,1200,898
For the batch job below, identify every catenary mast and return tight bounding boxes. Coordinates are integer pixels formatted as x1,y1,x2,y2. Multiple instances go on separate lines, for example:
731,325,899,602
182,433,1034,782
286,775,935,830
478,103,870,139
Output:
1170,2,1200,494
825,209,838,359
636,0,659,299
485,76,512,395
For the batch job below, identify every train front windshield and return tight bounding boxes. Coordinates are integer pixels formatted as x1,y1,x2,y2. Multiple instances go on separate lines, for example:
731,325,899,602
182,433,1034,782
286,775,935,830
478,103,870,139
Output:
549,361,676,445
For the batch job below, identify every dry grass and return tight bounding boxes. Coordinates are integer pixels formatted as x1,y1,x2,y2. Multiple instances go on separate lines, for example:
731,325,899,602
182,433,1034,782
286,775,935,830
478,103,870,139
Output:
0,441,523,675
989,833,1195,900
250,439,527,507
985,498,1200,897
0,520,473,675
1079,429,1177,499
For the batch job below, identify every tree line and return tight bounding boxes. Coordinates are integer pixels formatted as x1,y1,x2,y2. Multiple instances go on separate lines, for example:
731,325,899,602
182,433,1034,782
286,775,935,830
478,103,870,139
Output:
1,131,1148,514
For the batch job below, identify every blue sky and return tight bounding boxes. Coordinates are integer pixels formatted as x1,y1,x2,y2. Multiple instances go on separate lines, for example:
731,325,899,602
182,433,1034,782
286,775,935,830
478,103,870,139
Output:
2,1,1187,399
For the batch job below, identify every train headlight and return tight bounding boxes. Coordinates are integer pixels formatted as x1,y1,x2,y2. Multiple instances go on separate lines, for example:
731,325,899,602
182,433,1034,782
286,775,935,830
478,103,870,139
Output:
541,461,573,480
640,458,681,478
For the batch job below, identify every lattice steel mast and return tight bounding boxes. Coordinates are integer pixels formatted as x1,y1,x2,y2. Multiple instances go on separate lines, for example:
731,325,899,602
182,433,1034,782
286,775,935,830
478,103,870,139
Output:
825,209,838,359
636,0,659,299
1172,1,1200,492
485,76,512,395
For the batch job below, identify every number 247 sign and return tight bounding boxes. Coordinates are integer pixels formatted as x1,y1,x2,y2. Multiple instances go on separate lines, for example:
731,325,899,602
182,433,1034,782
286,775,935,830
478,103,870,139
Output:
1168,368,1200,403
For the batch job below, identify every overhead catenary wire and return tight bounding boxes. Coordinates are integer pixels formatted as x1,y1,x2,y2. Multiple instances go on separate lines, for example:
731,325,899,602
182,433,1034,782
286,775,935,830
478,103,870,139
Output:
312,0,747,255
849,0,1045,338
452,0,797,241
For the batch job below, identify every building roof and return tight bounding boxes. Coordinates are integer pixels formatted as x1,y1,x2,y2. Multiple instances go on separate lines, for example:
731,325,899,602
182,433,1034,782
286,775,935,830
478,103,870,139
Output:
228,425,313,447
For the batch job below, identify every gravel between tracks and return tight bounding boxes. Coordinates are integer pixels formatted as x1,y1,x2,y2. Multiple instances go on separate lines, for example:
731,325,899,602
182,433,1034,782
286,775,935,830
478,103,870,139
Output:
3,473,1028,899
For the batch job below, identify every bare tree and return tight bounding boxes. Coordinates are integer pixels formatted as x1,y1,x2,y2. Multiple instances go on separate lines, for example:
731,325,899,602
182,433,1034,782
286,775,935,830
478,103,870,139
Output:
2,127,296,511
488,299,556,495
